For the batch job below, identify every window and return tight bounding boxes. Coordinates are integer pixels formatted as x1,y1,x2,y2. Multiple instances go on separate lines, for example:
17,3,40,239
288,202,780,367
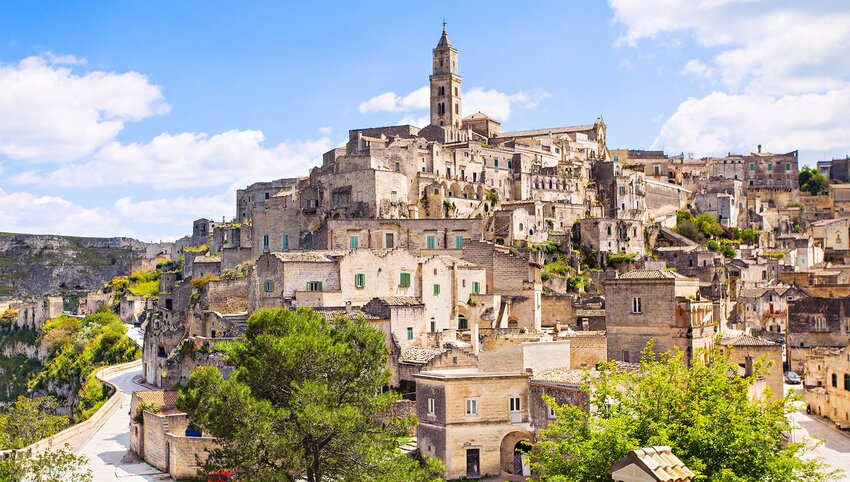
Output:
349,236,359,249
519,223,524,232
548,406,557,419
494,159,499,170
654,165,661,175
430,318,436,332
263,235,270,251
306,281,323,292
354,273,365,289
406,327,414,340
263,280,274,292
472,281,480,294
385,233,395,249
458,315,468,330
632,297,642,314
614,154,619,162
433,284,441,296
400,272,411,287
427,398,436,415
623,350,631,363
749,163,755,171
786,163,792,170
391,191,398,202
455,235,464,249
767,164,773,171
845,374,850,390
832,373,838,388
426,235,436,249
395,162,400,172
281,234,289,250
264,192,270,199
465,399,478,416
509,396,521,412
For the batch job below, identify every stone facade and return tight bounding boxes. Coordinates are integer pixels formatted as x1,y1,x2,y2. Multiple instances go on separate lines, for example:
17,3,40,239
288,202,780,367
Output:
604,269,716,363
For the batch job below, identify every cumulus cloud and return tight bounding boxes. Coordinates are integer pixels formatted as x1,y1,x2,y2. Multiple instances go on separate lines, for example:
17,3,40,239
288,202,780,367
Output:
0,188,126,237
610,0,850,157
360,85,549,124
359,86,430,113
113,192,232,227
14,130,331,189
464,88,549,122
0,55,168,163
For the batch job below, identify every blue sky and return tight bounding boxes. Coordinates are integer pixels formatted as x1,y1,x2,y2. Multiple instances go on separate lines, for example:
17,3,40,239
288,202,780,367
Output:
1,1,849,240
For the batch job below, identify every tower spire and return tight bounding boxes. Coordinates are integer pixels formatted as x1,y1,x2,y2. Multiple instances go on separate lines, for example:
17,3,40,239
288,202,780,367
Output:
442,18,446,33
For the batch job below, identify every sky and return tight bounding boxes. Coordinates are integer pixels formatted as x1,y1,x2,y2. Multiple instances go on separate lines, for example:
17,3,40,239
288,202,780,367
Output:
1,0,849,241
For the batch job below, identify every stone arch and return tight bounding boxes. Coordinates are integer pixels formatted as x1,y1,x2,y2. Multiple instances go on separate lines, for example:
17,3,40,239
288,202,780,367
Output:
508,317,519,328
476,185,485,200
450,182,462,197
500,430,534,476
463,184,475,199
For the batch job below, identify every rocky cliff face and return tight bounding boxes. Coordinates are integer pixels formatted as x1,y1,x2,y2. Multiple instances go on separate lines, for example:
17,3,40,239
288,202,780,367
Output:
0,233,148,298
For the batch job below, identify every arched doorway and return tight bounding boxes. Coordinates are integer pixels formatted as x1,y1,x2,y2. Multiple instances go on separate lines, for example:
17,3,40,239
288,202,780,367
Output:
500,431,534,477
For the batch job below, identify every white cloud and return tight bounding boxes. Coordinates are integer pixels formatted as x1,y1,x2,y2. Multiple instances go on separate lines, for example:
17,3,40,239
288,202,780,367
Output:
653,88,850,157
359,86,430,113
681,59,712,77
610,0,850,157
360,85,549,124
619,59,634,70
464,88,550,122
397,114,431,127
0,188,126,237
0,55,168,163
14,129,331,189
113,193,232,227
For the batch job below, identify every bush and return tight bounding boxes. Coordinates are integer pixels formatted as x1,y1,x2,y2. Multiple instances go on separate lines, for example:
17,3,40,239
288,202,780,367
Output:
191,274,220,291
221,259,255,280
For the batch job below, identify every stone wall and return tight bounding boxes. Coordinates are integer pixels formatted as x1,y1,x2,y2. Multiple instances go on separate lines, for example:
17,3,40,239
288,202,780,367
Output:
567,332,607,368
202,277,248,314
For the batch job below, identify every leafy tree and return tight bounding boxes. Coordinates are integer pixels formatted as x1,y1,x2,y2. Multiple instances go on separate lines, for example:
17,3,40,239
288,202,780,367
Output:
800,166,829,195
0,445,91,482
0,397,69,449
706,240,736,259
178,307,443,482
532,343,840,482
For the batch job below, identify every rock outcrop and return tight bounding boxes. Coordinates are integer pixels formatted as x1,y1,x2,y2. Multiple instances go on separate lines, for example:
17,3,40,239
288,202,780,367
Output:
0,233,148,298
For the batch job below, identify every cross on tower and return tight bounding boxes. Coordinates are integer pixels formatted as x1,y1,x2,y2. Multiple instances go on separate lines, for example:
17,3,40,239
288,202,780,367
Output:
442,18,447,32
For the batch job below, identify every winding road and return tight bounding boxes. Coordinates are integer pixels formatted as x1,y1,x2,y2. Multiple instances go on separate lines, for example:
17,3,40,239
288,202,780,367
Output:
73,325,173,481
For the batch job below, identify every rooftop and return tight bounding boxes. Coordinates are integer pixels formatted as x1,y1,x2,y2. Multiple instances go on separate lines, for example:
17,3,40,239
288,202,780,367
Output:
532,367,591,385
610,446,696,482
134,390,178,410
617,269,689,280
399,346,448,364
720,334,776,347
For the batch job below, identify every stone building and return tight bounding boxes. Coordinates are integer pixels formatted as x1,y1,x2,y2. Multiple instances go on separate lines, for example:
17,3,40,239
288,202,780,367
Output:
805,345,850,429
579,217,646,256
829,184,850,218
604,269,716,364
735,285,804,335
719,334,784,400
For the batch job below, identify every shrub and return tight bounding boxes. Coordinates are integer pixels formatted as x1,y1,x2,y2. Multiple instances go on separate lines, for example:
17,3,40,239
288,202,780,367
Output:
191,274,220,291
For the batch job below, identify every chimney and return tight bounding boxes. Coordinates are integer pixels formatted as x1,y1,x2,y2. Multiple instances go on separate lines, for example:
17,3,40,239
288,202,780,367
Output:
757,144,762,154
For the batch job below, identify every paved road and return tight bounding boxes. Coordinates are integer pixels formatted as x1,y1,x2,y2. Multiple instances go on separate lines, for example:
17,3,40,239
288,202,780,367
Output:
787,384,850,481
75,326,173,481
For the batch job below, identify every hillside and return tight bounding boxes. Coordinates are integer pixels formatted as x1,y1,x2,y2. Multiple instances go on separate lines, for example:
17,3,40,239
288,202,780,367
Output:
0,233,148,299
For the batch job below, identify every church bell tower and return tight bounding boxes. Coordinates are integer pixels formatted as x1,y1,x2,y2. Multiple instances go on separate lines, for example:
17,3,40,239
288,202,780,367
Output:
430,22,462,128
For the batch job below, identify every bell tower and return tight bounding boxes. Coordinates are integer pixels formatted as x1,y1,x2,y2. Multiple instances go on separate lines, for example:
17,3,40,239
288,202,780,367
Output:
430,22,462,128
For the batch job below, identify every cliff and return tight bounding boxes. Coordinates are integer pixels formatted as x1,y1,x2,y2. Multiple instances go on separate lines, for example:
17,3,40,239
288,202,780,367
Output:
0,232,148,298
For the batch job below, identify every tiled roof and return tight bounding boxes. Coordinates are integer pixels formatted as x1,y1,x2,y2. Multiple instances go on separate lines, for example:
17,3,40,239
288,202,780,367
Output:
271,252,335,263
575,308,605,317
134,390,178,410
738,285,789,299
314,308,381,321
720,334,775,347
375,296,423,307
617,269,687,280
194,255,222,263
532,367,590,385
623,446,696,481
399,346,448,364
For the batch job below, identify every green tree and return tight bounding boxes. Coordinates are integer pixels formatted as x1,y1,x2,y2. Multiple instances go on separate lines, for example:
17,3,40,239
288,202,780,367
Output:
0,397,69,449
178,307,443,482
800,166,829,195
0,445,91,482
532,343,840,482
